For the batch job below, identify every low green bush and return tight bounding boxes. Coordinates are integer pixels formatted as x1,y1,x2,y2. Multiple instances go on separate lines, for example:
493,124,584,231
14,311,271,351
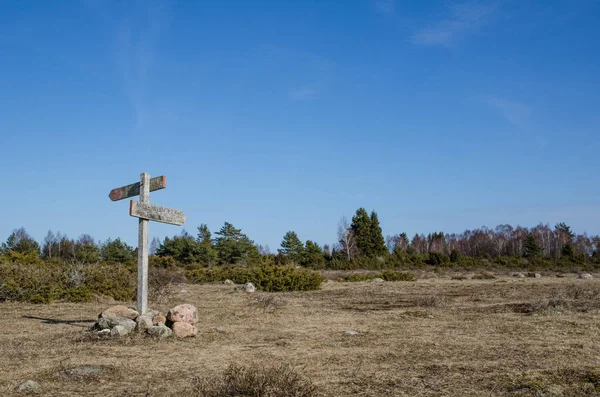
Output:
0,261,136,303
381,271,416,281
185,264,324,292
342,273,378,282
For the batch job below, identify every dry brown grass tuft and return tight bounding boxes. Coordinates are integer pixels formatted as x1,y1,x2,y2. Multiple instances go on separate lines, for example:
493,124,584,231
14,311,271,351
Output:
249,294,288,313
189,363,318,397
411,293,452,308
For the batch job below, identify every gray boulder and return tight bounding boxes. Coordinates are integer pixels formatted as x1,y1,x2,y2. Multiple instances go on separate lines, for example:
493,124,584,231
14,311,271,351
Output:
147,323,172,338
15,380,40,392
98,316,136,333
236,282,256,293
111,325,130,337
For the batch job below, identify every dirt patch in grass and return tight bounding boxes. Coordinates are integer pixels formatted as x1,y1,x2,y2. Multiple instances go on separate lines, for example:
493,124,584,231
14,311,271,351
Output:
1,275,599,396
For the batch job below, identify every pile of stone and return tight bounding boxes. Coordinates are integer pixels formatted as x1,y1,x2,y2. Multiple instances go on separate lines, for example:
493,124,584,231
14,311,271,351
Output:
91,303,198,338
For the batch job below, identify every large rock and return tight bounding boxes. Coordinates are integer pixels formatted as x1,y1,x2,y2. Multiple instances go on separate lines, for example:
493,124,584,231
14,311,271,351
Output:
171,322,198,338
97,317,136,332
99,305,139,320
236,282,256,293
579,273,594,279
15,380,40,392
167,304,199,325
147,323,172,338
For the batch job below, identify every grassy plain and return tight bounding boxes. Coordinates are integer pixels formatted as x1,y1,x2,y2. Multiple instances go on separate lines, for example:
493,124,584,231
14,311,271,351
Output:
1,272,599,396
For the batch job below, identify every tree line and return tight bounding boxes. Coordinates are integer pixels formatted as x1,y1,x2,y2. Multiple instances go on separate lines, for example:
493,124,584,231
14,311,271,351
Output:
2,207,600,268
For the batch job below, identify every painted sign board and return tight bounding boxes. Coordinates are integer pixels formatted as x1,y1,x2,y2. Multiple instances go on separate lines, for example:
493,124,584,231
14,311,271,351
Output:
129,200,187,226
108,176,166,201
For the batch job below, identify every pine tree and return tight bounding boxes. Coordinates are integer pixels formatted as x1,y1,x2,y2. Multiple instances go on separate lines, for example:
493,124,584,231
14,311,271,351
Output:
351,208,373,256
2,228,40,256
214,222,259,265
303,240,325,268
197,224,218,266
101,238,136,263
280,231,305,264
155,234,200,264
370,211,387,257
523,234,541,259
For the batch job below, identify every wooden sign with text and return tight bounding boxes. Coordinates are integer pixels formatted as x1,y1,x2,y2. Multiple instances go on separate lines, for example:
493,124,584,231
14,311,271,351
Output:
108,173,185,315
129,200,186,226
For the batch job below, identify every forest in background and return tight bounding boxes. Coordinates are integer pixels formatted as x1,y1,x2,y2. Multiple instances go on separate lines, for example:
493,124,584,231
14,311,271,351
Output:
2,207,600,271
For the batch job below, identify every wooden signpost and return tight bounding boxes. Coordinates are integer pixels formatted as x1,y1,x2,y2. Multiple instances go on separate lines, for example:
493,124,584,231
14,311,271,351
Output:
109,173,186,314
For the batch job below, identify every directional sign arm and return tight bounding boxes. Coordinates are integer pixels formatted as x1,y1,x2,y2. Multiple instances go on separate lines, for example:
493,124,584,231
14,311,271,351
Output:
129,200,186,226
109,176,166,201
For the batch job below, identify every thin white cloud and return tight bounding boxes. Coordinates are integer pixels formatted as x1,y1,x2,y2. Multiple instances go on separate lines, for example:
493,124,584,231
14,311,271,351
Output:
373,0,395,15
289,85,319,101
412,1,498,46
480,96,532,129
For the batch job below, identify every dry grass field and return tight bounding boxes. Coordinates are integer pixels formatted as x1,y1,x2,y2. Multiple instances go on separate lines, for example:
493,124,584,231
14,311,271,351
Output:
1,273,599,396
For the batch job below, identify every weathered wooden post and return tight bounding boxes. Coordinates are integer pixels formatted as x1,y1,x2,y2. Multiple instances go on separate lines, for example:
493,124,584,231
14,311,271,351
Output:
109,173,186,314
137,173,150,315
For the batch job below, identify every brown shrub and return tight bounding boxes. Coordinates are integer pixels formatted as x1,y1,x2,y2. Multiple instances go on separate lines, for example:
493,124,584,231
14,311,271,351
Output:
190,363,318,397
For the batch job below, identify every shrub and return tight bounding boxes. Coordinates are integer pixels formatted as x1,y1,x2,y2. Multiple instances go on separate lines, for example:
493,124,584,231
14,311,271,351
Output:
190,363,317,397
149,255,177,269
381,271,416,281
427,252,449,266
342,273,378,282
186,265,324,292
0,261,135,303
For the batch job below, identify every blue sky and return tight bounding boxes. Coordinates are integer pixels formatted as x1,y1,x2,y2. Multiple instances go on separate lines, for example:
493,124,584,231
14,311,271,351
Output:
1,0,599,251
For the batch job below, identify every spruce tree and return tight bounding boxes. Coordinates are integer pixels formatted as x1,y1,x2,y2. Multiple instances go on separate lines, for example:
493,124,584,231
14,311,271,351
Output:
561,243,575,259
197,224,218,266
370,211,387,256
303,240,325,268
351,208,373,256
280,231,305,264
523,234,541,258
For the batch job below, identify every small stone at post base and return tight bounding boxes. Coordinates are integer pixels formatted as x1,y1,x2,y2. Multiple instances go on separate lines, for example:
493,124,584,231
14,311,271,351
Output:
171,322,198,338
147,323,172,338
